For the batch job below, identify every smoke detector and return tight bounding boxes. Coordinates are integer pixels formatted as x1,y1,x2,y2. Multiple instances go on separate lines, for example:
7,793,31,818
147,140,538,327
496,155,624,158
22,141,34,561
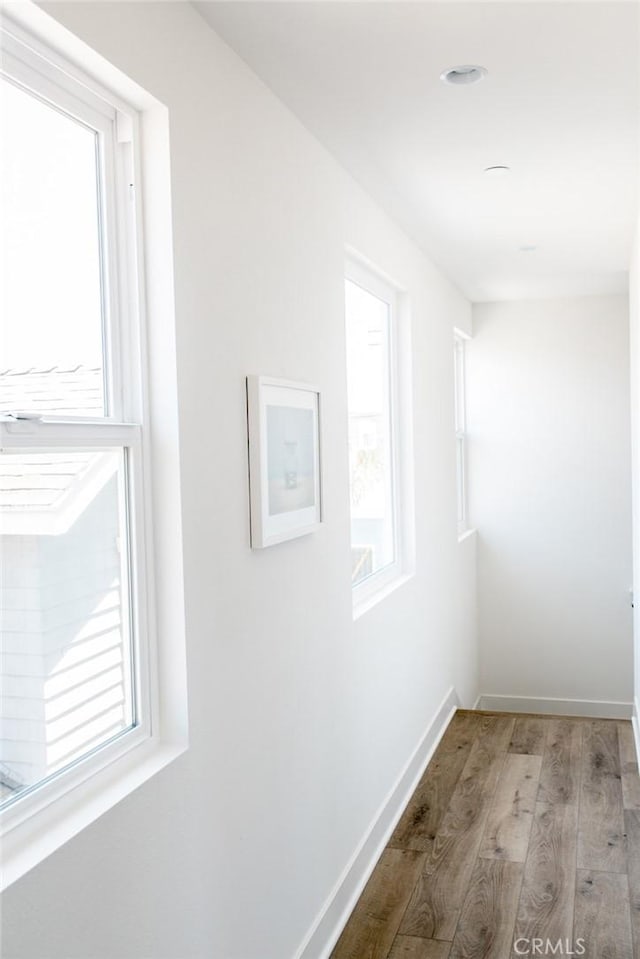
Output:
440,65,487,86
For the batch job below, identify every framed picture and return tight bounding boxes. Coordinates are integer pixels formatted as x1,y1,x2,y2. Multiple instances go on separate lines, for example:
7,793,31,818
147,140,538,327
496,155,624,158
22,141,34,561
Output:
246,376,322,548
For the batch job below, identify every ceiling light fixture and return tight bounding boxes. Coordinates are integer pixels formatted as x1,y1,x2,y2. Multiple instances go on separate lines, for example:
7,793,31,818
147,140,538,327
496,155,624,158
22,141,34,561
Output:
484,165,511,176
440,65,487,86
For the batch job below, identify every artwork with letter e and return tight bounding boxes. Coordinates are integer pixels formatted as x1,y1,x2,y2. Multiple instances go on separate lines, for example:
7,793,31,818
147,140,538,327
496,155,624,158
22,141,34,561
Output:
246,376,322,547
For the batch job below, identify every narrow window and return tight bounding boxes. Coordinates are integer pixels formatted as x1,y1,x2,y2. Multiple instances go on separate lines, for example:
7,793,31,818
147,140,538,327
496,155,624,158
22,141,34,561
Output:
1,30,147,808
454,332,469,535
345,261,405,606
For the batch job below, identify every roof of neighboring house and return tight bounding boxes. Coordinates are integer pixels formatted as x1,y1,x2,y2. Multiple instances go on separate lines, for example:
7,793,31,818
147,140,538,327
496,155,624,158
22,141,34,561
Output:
0,365,104,417
0,367,116,535
1,451,99,510
0,450,119,535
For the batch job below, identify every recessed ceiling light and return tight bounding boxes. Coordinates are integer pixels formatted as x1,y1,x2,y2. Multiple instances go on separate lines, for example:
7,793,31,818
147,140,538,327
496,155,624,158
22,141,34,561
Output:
440,65,487,86
484,165,511,176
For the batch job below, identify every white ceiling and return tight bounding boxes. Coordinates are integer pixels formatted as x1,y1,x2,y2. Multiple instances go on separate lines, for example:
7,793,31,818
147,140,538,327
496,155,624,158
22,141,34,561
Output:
196,1,639,302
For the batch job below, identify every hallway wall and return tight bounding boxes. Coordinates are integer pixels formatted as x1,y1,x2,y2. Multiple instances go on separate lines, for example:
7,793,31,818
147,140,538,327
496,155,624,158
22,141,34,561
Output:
468,295,633,714
0,3,477,958
630,227,640,739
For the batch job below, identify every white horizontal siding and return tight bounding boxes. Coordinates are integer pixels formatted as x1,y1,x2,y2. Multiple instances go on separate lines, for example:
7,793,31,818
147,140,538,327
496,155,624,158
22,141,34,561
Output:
43,596,122,651
47,685,125,742
1,695,44,721
2,631,48,655
1,651,47,678
0,538,40,589
1,718,46,743
45,665,124,721
37,548,117,588
47,706,127,769
0,739,45,766
45,646,124,700
1,609,45,634
2,675,45,700
2,567,117,608
1,476,131,795
1,586,45,611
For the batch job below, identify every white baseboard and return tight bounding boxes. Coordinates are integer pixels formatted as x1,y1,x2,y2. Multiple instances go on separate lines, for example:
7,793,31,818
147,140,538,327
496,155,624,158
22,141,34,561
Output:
633,699,640,763
294,686,459,959
477,694,633,720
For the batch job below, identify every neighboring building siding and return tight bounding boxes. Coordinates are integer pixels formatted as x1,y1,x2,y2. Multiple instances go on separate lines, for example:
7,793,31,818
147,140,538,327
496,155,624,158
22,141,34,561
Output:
40,477,129,776
0,477,130,795
1,536,47,787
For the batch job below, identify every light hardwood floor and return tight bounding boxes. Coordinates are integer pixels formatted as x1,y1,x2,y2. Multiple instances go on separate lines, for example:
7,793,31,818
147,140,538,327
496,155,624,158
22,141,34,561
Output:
330,711,640,959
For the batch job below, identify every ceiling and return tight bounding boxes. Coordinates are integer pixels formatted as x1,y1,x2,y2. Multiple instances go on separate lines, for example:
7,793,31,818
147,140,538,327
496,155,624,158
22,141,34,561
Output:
195,1,639,302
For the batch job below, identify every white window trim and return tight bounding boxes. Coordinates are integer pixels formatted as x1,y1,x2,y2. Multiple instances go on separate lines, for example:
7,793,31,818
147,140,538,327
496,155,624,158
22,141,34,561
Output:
1,13,188,891
345,257,414,618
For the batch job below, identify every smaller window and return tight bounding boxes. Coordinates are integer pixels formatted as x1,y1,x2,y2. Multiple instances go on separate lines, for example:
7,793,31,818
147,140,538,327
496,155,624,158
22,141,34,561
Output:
345,260,409,609
454,332,469,536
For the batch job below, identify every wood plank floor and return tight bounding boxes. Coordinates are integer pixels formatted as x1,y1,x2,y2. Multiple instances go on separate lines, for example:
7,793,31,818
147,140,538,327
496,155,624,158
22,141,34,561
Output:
330,711,640,959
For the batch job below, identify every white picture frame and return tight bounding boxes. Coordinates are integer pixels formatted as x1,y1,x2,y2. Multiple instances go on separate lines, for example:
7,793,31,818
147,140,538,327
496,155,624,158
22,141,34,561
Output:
246,376,322,548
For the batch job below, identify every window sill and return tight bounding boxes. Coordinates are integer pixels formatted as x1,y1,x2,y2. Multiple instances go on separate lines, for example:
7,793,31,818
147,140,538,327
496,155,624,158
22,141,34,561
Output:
353,571,414,621
1,736,187,890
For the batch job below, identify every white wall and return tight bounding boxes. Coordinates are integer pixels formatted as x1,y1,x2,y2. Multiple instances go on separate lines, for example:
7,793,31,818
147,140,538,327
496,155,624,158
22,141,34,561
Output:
630,226,640,739
0,4,476,958
468,295,633,713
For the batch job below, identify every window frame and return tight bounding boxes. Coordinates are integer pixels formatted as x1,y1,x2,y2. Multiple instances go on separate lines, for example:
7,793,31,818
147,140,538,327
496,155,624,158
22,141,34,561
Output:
0,16,187,890
345,258,410,614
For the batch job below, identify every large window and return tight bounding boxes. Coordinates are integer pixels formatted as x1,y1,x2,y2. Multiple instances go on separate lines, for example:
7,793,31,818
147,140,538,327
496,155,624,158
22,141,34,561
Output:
0,21,187,884
345,261,407,607
0,31,146,809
